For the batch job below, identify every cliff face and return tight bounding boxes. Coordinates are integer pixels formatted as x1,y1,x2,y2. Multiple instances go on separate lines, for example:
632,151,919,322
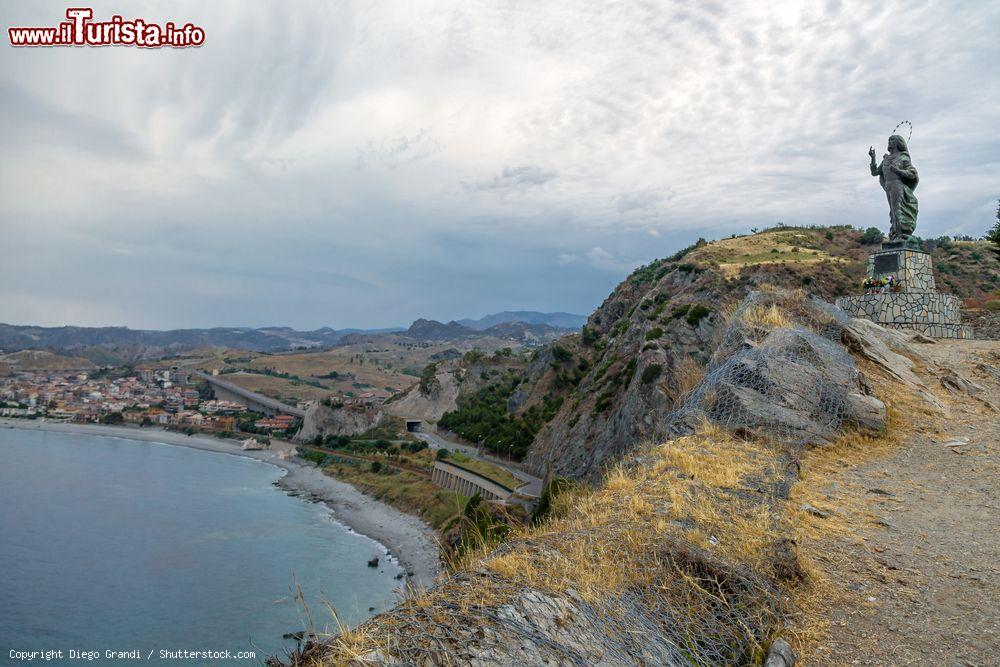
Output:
524,225,983,482
295,401,382,442
302,289,930,667
526,264,722,481
383,369,462,422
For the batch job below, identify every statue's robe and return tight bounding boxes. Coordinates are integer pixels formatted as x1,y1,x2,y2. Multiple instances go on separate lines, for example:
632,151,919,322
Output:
874,151,919,240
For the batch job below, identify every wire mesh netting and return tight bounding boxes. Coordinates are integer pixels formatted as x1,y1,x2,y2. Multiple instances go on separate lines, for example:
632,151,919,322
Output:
669,289,870,448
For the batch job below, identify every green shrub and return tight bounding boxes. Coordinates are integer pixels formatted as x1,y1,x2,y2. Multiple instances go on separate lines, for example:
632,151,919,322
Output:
551,345,573,363
685,305,712,326
677,263,704,274
419,363,440,395
669,304,691,320
300,450,328,465
593,390,615,414
641,364,663,384
860,227,884,245
529,478,573,525
438,371,557,460
623,358,637,386
370,461,383,473
645,327,664,341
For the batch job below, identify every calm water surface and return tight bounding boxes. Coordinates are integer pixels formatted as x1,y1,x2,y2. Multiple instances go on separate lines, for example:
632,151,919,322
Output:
0,427,402,665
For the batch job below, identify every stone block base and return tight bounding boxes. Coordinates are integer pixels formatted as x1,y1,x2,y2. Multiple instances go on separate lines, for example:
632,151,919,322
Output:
879,321,974,339
835,293,973,339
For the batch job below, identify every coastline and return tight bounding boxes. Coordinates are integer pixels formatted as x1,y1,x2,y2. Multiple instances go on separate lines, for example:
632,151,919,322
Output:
0,418,441,591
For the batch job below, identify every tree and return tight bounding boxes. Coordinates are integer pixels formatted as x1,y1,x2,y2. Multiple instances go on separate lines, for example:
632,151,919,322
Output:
985,199,1000,258
101,412,124,425
860,227,884,245
419,363,440,396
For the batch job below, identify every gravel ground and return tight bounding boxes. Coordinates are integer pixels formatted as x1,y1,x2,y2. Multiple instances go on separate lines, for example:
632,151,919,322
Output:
808,339,999,666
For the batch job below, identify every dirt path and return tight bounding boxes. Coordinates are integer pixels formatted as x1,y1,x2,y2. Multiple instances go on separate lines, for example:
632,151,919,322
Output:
807,339,999,666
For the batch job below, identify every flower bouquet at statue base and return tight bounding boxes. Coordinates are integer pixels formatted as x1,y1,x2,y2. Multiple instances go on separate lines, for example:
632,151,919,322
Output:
862,274,899,294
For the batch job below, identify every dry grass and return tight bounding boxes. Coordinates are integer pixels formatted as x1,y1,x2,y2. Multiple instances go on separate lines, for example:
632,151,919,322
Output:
741,303,793,329
688,231,847,277
314,423,793,664
667,355,707,402
323,464,465,531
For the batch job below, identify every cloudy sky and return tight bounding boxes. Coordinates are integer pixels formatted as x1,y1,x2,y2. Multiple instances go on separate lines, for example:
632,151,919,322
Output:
1,1,998,329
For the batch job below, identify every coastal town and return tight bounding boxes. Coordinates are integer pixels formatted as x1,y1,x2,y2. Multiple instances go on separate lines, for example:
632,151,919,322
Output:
0,366,301,436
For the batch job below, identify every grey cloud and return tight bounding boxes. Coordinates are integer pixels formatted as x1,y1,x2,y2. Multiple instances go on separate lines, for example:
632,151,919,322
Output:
0,0,998,329
0,81,145,158
463,165,559,193
357,130,441,169
613,189,671,214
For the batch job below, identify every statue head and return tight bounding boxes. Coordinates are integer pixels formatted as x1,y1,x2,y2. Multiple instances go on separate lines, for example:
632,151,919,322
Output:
887,134,909,154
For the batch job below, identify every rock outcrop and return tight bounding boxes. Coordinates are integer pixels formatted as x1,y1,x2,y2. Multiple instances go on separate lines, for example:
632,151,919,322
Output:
295,401,382,442
526,264,722,482
383,369,462,423
670,293,889,445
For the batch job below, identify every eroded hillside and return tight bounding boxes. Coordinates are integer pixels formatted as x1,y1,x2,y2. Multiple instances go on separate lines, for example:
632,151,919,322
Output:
525,226,998,481
293,288,944,666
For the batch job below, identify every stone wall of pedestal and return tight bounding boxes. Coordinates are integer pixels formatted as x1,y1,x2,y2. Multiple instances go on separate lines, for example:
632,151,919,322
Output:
867,248,936,292
836,246,973,339
835,293,973,338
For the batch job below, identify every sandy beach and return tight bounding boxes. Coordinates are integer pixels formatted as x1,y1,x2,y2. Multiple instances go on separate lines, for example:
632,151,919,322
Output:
0,418,441,591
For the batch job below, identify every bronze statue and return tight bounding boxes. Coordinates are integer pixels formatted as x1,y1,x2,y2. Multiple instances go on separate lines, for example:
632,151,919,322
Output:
869,135,919,244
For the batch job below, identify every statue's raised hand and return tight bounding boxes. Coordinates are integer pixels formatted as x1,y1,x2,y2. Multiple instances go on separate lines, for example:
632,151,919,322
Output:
868,146,876,159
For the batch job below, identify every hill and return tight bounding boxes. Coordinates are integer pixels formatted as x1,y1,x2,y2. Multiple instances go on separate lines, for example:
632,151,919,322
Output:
278,224,998,666
306,280,989,665
0,324,388,356
456,311,587,330
383,227,997,482
436,225,998,482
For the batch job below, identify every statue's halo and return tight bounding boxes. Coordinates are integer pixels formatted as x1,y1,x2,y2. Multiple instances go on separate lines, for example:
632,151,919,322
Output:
891,120,913,143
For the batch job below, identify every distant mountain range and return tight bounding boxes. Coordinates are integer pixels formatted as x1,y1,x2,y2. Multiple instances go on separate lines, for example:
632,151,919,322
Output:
455,311,587,330
0,323,397,356
0,311,584,357
400,318,574,343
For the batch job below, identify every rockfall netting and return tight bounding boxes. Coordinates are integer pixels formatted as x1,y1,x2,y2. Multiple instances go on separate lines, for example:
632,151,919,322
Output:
668,290,884,447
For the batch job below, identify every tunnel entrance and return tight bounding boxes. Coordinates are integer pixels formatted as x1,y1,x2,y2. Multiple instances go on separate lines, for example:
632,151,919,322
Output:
405,419,423,433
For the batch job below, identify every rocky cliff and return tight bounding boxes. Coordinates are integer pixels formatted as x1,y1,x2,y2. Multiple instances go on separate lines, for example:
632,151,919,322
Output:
293,288,936,666
295,401,383,442
526,226,997,482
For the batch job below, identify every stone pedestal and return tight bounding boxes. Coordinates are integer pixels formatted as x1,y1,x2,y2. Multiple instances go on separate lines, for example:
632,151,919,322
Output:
835,247,973,339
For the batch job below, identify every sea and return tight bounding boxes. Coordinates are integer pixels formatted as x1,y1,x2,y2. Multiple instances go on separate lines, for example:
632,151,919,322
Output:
0,427,403,665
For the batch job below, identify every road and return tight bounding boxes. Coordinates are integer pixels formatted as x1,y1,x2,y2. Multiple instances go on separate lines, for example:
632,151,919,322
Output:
414,429,544,497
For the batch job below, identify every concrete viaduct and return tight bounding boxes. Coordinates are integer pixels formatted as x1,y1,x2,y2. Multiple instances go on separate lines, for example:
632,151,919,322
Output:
193,371,306,417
